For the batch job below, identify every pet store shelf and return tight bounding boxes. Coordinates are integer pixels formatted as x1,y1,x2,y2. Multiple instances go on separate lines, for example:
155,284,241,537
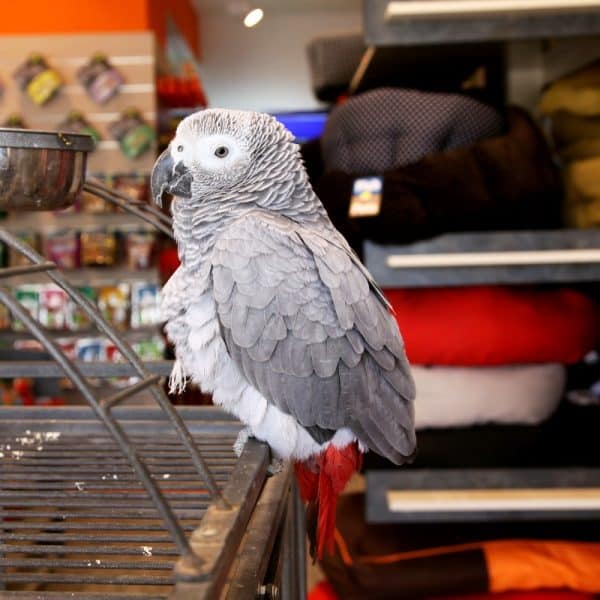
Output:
0,359,173,378
0,211,156,233
363,0,600,46
367,468,600,523
364,229,600,287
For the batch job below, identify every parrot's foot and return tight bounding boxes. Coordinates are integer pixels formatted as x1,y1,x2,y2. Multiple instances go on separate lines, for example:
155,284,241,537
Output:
267,458,284,475
168,360,188,395
233,427,252,457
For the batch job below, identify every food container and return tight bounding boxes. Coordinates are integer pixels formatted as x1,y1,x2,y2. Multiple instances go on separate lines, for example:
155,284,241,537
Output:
0,129,94,211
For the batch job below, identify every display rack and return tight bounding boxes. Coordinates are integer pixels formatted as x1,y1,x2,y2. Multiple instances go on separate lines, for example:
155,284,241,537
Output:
363,0,600,47
365,227,600,522
364,229,600,287
359,0,600,529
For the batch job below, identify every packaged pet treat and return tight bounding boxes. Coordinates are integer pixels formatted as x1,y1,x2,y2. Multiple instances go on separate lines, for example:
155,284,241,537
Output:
12,285,40,331
9,232,40,267
132,335,165,360
77,54,124,105
80,230,117,266
98,284,129,330
108,109,155,159
13,54,62,105
114,175,149,202
56,337,77,360
65,286,96,331
44,230,79,269
125,231,156,269
75,338,106,377
59,111,101,143
39,285,68,330
130,281,160,328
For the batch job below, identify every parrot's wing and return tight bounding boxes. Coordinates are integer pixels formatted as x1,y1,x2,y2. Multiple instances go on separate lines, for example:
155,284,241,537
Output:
160,265,187,322
211,211,416,463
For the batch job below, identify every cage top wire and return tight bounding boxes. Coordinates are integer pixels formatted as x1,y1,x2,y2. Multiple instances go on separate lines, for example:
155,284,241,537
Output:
0,169,272,595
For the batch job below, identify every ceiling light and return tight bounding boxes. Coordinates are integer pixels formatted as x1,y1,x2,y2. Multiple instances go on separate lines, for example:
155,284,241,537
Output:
243,8,264,27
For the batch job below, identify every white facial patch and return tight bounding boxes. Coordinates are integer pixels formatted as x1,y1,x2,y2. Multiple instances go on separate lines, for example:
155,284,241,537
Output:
170,133,244,173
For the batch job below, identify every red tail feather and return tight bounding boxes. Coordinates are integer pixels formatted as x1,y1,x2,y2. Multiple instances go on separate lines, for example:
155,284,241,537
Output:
294,443,362,559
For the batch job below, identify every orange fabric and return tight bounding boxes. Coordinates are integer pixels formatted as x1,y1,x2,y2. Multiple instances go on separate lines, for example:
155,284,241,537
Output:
438,592,595,599
486,540,600,593
334,528,354,566
334,527,484,566
334,529,600,593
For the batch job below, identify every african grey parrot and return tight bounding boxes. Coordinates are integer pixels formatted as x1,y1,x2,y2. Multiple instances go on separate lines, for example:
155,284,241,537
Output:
151,108,416,557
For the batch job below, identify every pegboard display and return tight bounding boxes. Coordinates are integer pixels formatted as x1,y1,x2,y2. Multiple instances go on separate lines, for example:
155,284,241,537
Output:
0,32,156,175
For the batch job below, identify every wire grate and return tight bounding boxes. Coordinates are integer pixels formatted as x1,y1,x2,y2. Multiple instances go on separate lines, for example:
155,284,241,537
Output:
0,428,237,597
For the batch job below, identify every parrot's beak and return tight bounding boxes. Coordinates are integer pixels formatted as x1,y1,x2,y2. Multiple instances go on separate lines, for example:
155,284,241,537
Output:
151,147,193,207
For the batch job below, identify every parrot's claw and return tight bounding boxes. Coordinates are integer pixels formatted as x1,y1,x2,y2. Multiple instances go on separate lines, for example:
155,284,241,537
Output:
233,427,251,457
267,458,284,475
168,360,188,395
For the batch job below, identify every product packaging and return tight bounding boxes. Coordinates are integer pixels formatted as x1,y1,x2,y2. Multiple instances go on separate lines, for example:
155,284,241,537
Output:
13,54,62,105
130,281,160,328
44,230,79,269
77,55,124,104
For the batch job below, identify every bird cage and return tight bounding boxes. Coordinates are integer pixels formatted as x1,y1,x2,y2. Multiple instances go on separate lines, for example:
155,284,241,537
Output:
0,129,305,599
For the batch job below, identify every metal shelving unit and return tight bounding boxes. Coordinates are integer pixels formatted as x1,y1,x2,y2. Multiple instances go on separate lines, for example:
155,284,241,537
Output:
364,229,600,287
360,0,600,528
363,0,600,47
365,228,600,524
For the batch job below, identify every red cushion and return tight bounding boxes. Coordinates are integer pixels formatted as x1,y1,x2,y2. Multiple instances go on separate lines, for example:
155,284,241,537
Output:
308,581,338,600
386,286,600,366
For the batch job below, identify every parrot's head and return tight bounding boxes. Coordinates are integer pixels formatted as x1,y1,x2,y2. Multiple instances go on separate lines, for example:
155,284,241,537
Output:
151,108,296,209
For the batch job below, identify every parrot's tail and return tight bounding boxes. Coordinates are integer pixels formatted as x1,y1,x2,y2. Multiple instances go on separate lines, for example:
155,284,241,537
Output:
294,442,362,559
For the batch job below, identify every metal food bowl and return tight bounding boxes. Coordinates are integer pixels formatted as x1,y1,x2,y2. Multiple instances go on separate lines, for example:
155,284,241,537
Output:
0,128,95,211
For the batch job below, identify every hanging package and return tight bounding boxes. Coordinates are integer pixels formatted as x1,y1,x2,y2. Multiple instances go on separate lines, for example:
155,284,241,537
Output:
13,54,62,105
108,109,155,159
77,54,125,104
59,111,101,144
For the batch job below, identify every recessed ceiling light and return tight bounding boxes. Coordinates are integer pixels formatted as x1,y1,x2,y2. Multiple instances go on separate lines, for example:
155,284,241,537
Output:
243,7,264,27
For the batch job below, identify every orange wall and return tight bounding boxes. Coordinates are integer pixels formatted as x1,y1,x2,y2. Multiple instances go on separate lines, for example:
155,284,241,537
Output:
0,0,199,56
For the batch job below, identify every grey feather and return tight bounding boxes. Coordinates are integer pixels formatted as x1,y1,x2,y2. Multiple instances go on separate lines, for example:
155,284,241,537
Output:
211,211,415,463
164,108,415,464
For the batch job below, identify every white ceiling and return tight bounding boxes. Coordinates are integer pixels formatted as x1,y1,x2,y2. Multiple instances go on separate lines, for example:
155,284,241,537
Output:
195,0,361,16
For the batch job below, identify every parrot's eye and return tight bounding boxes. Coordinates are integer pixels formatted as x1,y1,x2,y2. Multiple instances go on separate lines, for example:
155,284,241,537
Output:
177,145,184,152
214,146,229,158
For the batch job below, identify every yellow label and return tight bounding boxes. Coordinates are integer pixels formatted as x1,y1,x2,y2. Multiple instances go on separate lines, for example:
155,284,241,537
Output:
26,70,62,105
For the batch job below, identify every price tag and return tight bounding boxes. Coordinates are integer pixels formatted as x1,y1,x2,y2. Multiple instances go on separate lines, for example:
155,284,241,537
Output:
348,176,383,218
